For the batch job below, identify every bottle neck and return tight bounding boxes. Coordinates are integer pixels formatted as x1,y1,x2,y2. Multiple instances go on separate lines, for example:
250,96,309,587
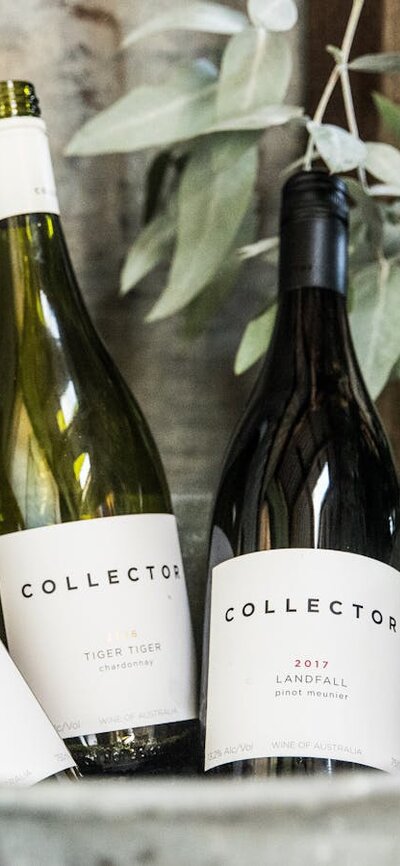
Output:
0,116,59,222
261,287,363,400
279,214,347,296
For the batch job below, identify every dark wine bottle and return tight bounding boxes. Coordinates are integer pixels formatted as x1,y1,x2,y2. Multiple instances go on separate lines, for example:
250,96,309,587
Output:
0,80,198,776
201,170,400,777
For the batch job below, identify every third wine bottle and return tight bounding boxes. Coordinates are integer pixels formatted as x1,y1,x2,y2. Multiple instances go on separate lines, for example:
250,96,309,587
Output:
202,170,400,776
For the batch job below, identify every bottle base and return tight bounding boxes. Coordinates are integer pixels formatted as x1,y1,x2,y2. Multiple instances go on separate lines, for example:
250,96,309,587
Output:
67,719,200,777
207,755,378,777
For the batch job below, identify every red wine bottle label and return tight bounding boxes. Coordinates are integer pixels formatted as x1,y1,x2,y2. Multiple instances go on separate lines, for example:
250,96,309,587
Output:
0,514,197,738
205,548,400,773
0,641,75,785
0,117,60,220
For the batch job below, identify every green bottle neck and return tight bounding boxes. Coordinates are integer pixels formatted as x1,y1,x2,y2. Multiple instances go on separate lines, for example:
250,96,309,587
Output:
0,81,40,119
0,114,59,223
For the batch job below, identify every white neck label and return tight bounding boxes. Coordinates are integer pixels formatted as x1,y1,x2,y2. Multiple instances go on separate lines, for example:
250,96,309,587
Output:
0,117,60,222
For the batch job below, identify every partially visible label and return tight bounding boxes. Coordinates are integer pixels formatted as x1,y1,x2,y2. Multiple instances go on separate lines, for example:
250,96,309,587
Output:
205,548,400,773
0,117,59,221
0,641,74,786
0,514,197,738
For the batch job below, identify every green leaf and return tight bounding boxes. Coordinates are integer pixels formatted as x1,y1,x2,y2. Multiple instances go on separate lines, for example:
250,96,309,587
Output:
373,92,400,143
349,260,400,399
349,53,400,73
390,355,400,382
209,103,303,131
120,196,177,295
183,208,256,336
365,141,400,186
344,177,383,255
383,216,400,259
217,28,292,120
238,235,279,260
143,151,175,223
183,255,240,337
235,303,277,374
247,0,298,31
122,2,247,48
66,63,218,156
66,53,300,157
307,121,367,173
369,184,400,197
326,44,343,65
147,135,258,320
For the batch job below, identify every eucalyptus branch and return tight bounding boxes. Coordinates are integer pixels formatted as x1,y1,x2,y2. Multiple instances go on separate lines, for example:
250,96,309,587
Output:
339,67,367,188
304,0,365,171
303,65,339,169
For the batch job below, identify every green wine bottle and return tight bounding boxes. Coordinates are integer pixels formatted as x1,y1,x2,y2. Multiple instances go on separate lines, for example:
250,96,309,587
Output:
0,81,198,776
201,171,400,777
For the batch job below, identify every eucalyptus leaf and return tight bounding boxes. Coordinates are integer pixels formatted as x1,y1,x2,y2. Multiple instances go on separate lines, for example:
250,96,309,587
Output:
369,184,400,197
344,177,383,255
373,92,400,143
307,121,367,173
120,196,178,295
390,355,400,383
209,103,303,131
67,55,300,157
349,52,400,73
123,2,247,47
147,135,258,321
183,207,256,336
217,28,292,120
238,235,279,260
247,0,298,31
66,63,218,156
365,141,400,186
383,218,400,260
143,150,177,223
183,254,240,337
326,44,343,65
235,303,277,374
349,260,400,399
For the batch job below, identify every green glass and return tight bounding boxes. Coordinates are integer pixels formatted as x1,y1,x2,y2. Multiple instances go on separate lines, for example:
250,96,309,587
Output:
0,82,198,776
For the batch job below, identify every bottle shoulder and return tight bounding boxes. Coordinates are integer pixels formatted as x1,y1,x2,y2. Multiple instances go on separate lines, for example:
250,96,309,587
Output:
0,214,172,523
212,382,399,562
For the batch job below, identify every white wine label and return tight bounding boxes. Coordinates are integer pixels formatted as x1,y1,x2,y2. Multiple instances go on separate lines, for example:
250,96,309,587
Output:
0,641,75,786
0,514,197,738
0,117,59,221
205,548,400,773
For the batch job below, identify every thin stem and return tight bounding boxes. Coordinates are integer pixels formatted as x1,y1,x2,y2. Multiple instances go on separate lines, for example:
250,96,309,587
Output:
303,0,365,171
341,0,365,59
340,66,368,188
304,65,340,170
